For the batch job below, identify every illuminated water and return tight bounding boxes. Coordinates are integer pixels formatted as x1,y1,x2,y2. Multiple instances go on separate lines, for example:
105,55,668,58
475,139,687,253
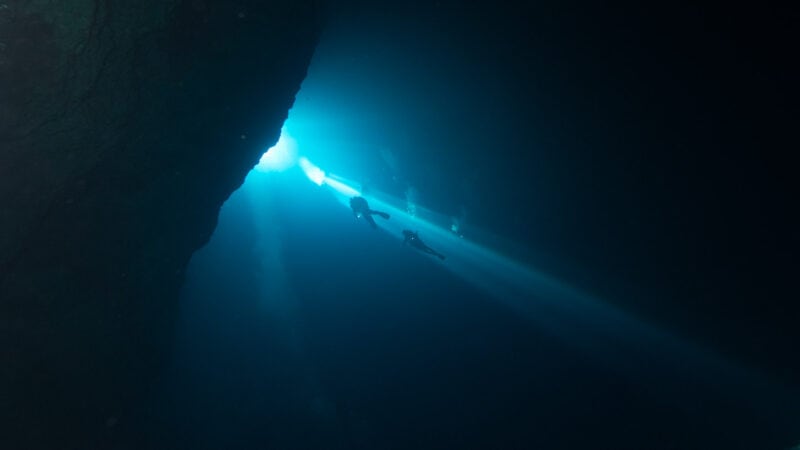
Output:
148,110,799,450
145,4,800,449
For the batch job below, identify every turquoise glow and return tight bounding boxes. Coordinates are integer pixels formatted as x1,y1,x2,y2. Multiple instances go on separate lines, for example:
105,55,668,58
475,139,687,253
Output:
323,175,362,198
298,156,325,185
256,129,298,173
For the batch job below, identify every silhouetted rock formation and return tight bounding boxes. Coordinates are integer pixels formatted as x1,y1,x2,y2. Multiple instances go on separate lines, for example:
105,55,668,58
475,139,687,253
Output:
0,1,322,448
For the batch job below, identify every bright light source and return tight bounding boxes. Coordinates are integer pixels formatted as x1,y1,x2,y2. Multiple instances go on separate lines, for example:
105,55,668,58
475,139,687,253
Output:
256,130,298,172
324,175,361,197
299,157,325,185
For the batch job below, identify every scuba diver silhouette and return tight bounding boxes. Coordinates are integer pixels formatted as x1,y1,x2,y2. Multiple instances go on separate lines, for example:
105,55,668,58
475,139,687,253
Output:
402,230,445,260
350,196,390,228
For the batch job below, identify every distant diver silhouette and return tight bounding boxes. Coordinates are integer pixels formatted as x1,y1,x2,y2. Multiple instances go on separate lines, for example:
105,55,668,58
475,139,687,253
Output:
402,230,445,260
350,196,390,228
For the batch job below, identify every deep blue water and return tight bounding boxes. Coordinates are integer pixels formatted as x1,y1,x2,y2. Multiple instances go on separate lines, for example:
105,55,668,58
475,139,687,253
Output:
143,3,800,449
147,165,797,449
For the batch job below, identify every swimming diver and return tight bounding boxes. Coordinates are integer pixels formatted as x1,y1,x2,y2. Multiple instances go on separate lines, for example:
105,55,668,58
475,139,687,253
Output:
402,230,445,260
350,196,390,228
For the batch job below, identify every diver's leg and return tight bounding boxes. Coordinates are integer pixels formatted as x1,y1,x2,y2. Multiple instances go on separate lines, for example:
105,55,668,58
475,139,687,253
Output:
423,245,445,260
364,214,377,228
368,209,390,220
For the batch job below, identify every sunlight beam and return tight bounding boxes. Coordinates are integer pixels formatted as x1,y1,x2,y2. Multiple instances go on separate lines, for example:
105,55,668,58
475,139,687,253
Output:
298,157,325,185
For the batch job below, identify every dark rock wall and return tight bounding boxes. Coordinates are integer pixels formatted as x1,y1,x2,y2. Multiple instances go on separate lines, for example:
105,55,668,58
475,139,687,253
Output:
0,1,323,448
